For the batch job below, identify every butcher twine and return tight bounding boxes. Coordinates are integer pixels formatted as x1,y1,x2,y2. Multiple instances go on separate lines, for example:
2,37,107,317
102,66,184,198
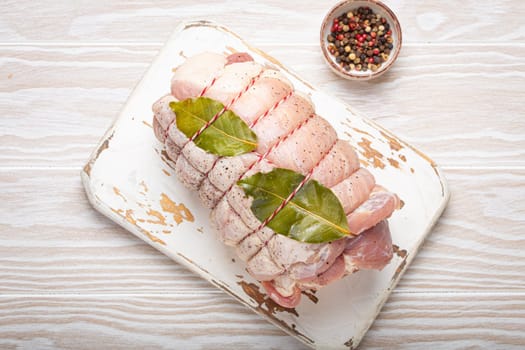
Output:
164,70,258,142
164,68,263,183
198,89,294,191
213,114,314,211
248,90,293,129
167,63,347,242
254,139,351,235
187,71,264,145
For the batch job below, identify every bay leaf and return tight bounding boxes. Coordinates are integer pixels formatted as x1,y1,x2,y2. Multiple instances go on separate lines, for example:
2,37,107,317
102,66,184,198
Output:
238,168,351,243
170,97,257,156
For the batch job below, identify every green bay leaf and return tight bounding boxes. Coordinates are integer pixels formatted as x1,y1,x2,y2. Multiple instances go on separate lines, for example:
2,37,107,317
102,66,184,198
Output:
169,97,257,157
237,168,351,244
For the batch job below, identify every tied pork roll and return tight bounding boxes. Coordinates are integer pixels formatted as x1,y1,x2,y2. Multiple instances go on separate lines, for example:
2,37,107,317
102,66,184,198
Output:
152,52,399,308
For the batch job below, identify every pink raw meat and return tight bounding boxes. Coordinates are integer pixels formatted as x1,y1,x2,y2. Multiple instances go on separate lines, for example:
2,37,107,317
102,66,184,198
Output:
152,52,400,308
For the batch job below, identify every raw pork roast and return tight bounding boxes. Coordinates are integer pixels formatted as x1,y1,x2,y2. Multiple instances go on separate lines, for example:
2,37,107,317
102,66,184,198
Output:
152,52,399,308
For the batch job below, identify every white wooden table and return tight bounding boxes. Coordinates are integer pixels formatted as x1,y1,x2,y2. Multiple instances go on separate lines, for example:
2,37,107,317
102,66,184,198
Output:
1,1,524,349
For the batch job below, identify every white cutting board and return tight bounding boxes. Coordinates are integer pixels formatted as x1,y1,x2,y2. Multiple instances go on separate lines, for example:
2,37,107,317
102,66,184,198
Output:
82,20,449,349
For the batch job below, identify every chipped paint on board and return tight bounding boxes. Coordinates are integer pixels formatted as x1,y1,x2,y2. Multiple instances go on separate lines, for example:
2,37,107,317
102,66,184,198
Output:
213,278,314,346
387,157,400,168
380,130,403,152
393,244,408,258
83,132,113,176
302,290,319,304
113,187,127,202
391,244,408,282
110,207,166,245
146,209,166,225
352,127,373,137
160,193,194,224
237,281,299,317
160,150,176,169
358,138,385,169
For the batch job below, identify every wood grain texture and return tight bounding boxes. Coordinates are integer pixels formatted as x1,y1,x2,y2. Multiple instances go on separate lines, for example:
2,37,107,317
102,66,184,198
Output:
1,1,525,348
0,294,306,350
0,0,524,43
0,293,523,350
361,292,525,349
1,45,524,167
1,168,523,294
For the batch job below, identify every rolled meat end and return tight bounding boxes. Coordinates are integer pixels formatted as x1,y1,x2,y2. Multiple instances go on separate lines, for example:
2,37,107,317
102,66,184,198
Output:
262,222,394,308
346,186,400,235
344,220,393,272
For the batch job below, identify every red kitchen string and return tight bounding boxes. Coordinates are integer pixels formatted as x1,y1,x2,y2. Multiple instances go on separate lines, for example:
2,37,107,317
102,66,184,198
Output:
256,138,340,232
167,70,263,180
240,138,340,263
164,76,219,140
198,90,294,192
249,90,293,128
198,77,217,97
211,114,314,211
187,71,264,145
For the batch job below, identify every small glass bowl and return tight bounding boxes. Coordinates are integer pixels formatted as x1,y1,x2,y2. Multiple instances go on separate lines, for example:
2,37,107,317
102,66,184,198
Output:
320,0,402,80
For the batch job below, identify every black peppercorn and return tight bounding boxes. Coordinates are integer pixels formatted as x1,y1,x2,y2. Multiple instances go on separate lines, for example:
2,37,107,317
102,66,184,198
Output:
327,6,394,73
